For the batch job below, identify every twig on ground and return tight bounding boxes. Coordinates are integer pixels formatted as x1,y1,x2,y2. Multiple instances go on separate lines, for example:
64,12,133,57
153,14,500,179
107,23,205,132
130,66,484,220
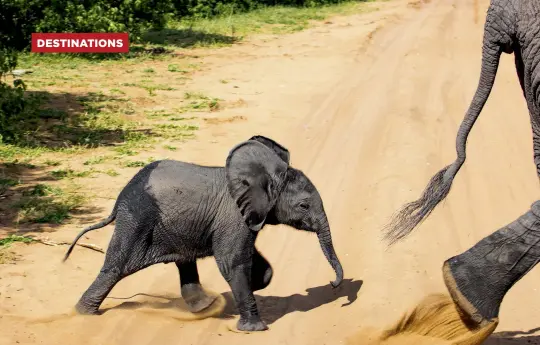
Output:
33,236,105,254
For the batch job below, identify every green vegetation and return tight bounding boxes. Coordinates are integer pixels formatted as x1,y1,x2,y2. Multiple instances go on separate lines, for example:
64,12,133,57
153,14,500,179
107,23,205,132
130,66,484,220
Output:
14,184,86,224
44,159,61,166
0,177,19,195
84,156,110,166
1,0,172,51
0,234,34,246
0,235,35,263
122,160,147,168
172,0,364,20
182,92,222,112
161,1,374,44
50,168,97,180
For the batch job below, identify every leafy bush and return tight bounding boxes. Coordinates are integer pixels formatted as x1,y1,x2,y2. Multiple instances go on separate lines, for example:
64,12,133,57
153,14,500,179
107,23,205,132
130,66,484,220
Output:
0,0,175,51
174,0,349,18
36,0,174,41
0,47,41,144
0,0,176,144
0,80,29,144
0,48,17,76
174,0,257,18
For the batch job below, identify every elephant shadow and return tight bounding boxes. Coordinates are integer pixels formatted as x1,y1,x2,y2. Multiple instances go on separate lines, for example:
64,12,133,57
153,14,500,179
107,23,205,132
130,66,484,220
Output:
219,278,363,324
484,327,540,345
103,278,362,325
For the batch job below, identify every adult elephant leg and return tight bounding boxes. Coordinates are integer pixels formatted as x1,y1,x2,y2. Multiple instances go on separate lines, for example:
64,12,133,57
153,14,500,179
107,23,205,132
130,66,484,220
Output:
515,50,540,179
177,261,217,313
531,124,540,177
443,201,540,326
251,248,273,292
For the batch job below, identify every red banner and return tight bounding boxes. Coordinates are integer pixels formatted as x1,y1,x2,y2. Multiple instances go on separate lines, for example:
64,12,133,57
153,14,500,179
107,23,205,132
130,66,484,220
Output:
31,33,129,53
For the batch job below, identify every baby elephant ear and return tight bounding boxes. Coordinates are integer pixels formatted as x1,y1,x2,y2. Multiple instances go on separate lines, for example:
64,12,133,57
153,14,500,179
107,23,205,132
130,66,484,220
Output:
226,140,289,231
248,135,290,164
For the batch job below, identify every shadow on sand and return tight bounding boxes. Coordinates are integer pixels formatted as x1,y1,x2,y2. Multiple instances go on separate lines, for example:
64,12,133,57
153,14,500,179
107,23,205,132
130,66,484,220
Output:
103,278,363,325
485,327,540,345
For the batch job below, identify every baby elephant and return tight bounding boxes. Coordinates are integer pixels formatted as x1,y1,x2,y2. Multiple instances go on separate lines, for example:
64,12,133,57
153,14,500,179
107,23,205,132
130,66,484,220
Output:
64,135,343,332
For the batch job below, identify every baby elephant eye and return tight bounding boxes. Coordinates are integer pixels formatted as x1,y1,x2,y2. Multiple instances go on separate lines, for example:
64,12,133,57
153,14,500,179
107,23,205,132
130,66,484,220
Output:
299,203,310,210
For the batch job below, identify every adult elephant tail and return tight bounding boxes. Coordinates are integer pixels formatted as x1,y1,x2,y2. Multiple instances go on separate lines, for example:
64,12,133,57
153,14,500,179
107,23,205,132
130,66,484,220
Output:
383,37,504,246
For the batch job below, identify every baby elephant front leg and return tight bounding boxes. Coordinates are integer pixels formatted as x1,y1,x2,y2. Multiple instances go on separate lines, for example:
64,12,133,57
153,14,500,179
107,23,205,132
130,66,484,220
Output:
216,256,268,331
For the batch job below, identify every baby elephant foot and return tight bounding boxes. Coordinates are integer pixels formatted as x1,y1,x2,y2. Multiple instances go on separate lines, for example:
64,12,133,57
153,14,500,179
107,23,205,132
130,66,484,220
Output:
237,317,268,332
181,283,217,313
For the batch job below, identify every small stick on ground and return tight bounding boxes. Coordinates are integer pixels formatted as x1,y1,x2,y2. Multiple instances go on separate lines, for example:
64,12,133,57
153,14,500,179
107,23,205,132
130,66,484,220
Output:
34,236,104,254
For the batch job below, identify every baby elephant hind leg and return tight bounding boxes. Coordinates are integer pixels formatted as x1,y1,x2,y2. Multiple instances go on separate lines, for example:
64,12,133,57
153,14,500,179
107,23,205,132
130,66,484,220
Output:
74,226,130,315
76,251,176,314
177,261,217,313
75,265,123,315
75,218,158,315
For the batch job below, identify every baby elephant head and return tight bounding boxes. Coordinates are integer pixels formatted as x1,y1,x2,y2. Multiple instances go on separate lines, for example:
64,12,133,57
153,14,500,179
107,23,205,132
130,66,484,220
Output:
225,135,343,288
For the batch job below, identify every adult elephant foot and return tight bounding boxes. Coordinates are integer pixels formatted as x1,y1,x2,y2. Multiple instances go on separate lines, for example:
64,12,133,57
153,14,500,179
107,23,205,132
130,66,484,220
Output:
237,317,268,332
442,201,540,327
181,283,218,313
442,259,496,328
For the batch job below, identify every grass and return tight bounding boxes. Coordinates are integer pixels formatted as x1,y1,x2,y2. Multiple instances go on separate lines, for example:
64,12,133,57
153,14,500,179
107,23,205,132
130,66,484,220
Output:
83,155,112,166
143,0,377,48
164,145,178,151
0,177,19,188
50,168,97,180
13,184,86,224
0,235,35,247
120,81,177,96
112,131,155,156
122,160,147,168
168,64,190,73
0,145,53,163
0,177,20,195
154,124,199,140
0,235,35,264
44,159,61,166
103,169,120,177
182,92,222,112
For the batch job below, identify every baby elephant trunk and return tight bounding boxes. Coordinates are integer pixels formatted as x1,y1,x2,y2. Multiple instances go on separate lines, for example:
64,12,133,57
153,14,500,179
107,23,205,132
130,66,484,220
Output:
317,217,344,288
443,201,540,326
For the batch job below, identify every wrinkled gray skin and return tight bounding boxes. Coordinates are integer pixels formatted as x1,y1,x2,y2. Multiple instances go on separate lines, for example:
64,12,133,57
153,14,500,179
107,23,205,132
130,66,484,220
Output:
384,0,540,245
442,201,540,326
63,135,343,332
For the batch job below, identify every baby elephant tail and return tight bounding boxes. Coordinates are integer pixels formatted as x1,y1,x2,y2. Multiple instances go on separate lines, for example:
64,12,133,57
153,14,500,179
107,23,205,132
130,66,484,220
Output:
62,210,117,262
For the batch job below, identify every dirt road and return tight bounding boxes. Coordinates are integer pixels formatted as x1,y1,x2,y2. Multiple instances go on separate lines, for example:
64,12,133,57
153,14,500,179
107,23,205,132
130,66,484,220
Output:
2,0,540,343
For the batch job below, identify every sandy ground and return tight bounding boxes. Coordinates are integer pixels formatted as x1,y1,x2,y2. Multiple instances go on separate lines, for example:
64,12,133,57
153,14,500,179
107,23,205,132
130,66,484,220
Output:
2,0,540,343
